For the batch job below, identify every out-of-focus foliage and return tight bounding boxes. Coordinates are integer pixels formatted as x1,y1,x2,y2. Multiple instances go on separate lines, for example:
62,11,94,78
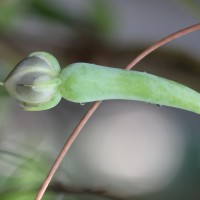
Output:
0,0,25,31
0,0,113,36
89,0,113,34
177,0,200,17
0,190,54,200
0,153,55,200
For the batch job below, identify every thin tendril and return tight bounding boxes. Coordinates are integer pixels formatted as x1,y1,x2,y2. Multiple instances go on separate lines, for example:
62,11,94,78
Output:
125,23,200,70
35,22,200,200
35,101,102,200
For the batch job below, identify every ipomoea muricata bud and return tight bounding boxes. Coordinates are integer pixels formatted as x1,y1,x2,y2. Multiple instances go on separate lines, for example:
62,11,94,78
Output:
4,52,62,111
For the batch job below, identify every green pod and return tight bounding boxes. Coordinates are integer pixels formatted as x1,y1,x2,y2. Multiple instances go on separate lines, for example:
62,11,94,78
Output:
60,63,200,114
4,52,200,113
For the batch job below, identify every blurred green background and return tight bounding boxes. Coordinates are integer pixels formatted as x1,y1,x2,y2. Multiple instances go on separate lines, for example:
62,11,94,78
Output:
0,0,200,199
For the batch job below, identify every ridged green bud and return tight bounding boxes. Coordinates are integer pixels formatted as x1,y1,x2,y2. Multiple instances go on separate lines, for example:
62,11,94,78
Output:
4,52,62,111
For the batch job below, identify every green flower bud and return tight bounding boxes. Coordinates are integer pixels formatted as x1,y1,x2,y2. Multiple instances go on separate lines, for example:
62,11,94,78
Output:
4,52,62,111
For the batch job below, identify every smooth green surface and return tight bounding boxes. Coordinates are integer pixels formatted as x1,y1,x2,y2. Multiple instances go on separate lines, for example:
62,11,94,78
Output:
4,52,200,113
60,63,200,114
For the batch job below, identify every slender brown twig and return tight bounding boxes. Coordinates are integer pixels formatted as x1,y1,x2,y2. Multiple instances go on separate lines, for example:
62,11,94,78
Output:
125,23,200,70
35,22,200,200
35,101,101,200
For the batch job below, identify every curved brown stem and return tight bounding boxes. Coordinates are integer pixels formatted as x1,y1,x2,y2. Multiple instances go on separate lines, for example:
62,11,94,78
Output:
125,23,200,70
35,22,200,200
35,101,101,200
